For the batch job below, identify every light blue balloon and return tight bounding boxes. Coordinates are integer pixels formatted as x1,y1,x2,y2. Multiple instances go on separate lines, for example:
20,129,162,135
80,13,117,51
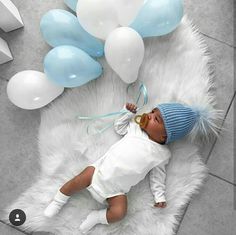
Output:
44,45,103,88
64,0,77,12
130,0,183,38
40,9,104,57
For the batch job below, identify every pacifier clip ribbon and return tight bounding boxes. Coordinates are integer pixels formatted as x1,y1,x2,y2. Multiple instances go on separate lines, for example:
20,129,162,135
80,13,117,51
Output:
75,81,148,135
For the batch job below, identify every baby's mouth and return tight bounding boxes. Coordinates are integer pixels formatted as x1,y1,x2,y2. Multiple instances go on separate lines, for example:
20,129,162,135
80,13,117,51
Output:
134,113,149,129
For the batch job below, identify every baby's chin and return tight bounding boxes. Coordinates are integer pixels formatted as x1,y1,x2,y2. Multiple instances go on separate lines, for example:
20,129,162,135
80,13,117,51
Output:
142,129,159,143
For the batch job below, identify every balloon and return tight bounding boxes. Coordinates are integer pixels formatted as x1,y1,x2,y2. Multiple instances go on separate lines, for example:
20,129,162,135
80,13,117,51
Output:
112,0,144,26
129,0,184,37
76,0,119,40
44,45,103,88
64,0,77,11
104,27,144,83
40,9,104,57
7,70,64,110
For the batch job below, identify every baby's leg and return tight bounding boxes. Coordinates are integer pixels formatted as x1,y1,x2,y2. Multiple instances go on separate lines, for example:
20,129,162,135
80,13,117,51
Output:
60,166,95,196
106,194,127,223
79,195,127,234
44,166,95,217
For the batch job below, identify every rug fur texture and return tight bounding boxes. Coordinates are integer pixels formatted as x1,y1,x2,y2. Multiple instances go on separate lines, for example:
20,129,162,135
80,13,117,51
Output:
2,16,220,235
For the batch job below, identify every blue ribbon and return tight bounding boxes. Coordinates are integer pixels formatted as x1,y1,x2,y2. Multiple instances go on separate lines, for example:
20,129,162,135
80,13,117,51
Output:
75,81,148,135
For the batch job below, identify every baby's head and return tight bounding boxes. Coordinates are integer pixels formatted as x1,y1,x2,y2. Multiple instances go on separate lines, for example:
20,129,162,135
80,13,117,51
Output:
135,103,201,145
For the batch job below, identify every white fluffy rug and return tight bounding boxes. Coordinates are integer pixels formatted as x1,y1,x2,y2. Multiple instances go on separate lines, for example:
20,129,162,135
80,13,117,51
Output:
2,16,220,235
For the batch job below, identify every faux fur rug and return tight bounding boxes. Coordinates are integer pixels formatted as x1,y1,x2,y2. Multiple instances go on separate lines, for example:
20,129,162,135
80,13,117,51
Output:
2,16,219,235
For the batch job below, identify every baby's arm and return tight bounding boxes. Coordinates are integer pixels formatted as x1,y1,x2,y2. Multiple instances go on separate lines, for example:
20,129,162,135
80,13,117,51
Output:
149,159,169,208
114,103,137,135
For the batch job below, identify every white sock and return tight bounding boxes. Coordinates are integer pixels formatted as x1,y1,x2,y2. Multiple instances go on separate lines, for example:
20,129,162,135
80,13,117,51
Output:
44,189,70,218
79,209,108,234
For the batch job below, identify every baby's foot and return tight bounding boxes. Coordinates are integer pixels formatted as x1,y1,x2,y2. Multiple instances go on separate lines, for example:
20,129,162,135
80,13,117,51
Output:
79,209,108,234
44,200,66,218
44,190,70,218
79,210,99,234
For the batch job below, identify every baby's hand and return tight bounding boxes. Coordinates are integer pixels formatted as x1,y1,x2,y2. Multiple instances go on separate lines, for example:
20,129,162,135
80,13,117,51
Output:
154,201,167,208
126,103,137,113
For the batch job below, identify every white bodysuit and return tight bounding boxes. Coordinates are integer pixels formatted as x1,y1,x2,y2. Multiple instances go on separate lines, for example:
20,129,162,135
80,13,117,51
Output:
86,108,171,205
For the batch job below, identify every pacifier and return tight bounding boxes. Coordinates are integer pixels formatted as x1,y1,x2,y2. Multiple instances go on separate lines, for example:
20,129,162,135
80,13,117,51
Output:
134,113,149,129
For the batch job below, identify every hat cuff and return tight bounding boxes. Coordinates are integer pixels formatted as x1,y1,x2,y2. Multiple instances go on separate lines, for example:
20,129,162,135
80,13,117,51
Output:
156,105,171,144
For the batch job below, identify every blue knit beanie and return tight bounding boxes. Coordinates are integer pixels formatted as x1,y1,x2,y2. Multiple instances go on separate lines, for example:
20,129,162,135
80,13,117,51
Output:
156,103,200,144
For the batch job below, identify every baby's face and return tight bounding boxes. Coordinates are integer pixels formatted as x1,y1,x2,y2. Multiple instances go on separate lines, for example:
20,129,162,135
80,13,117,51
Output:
141,108,167,144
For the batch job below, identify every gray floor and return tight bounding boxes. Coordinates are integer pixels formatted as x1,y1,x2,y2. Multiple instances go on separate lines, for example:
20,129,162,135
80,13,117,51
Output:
0,0,235,234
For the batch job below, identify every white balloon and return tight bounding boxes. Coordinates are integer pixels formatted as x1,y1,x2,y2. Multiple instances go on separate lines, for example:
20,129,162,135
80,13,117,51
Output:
105,27,144,83
112,0,144,26
7,70,64,110
76,0,119,40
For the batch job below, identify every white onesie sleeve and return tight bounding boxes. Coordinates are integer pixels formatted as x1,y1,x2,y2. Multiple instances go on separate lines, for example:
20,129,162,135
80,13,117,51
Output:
113,106,135,136
149,158,169,203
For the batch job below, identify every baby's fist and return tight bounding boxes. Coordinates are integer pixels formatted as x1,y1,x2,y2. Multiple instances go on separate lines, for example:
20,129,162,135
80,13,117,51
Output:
154,202,167,208
126,103,137,113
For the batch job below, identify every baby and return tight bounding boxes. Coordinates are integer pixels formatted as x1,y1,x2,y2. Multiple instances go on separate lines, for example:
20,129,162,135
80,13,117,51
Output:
44,102,201,234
